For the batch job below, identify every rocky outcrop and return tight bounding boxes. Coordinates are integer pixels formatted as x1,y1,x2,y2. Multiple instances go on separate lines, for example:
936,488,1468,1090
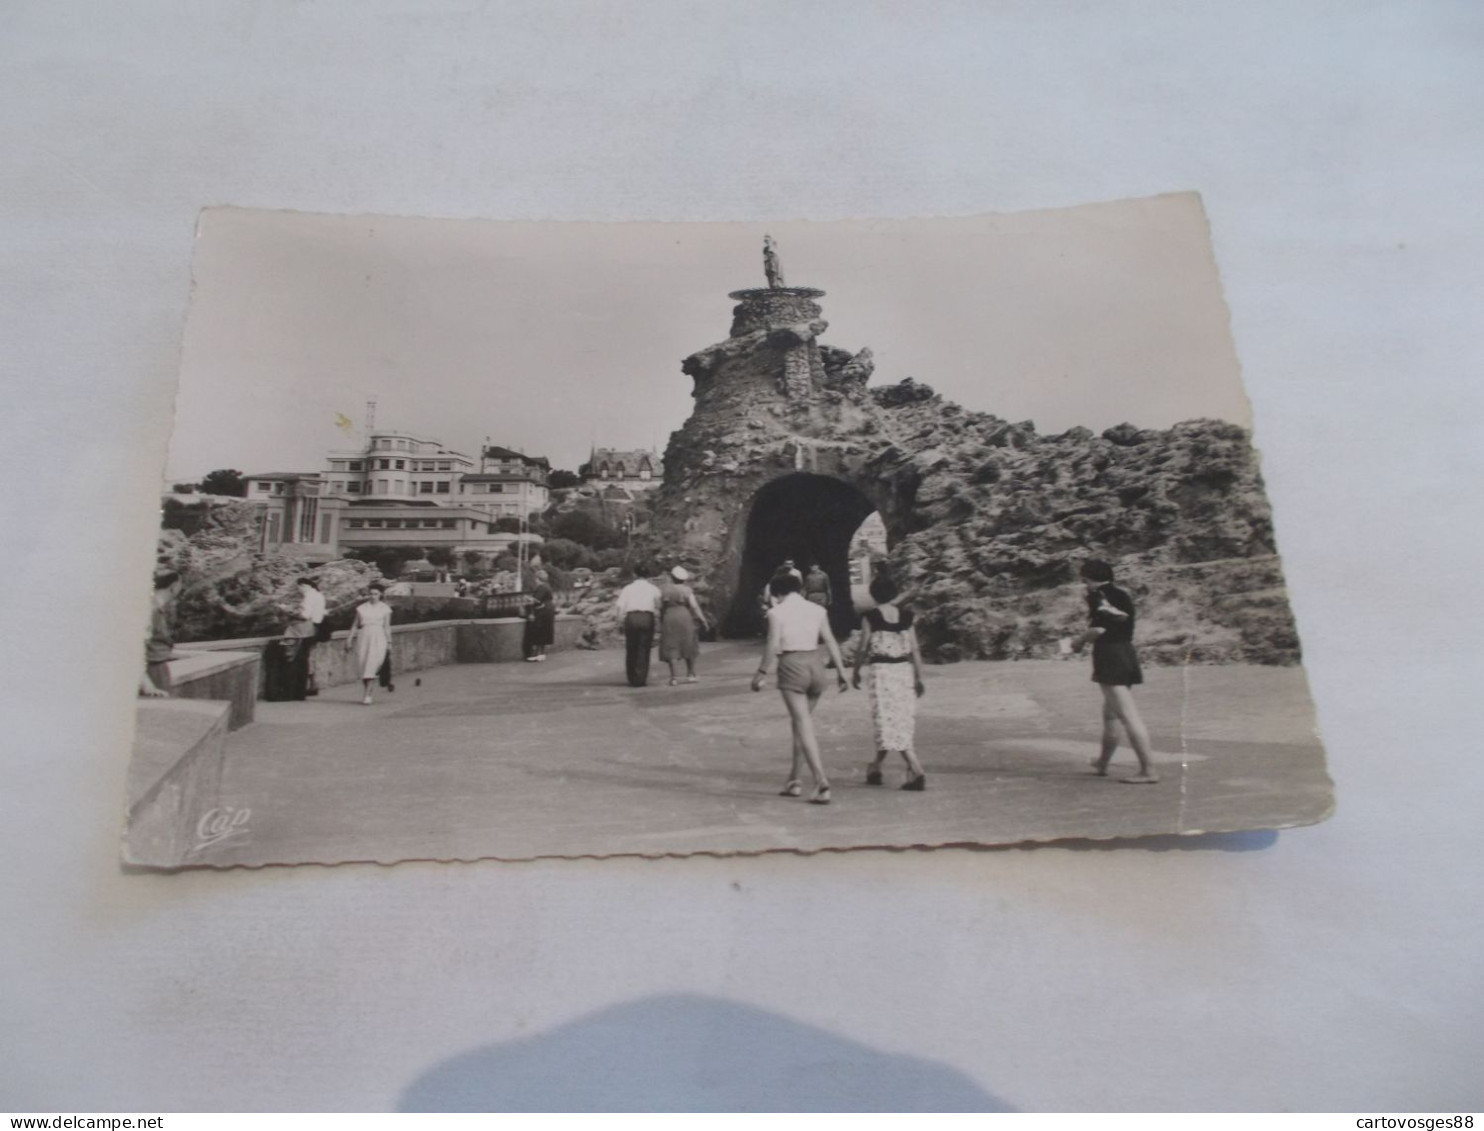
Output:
637,284,1301,665
881,407,1294,664
156,497,382,642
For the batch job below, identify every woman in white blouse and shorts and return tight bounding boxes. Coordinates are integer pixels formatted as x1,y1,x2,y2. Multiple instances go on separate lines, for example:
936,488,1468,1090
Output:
750,572,851,804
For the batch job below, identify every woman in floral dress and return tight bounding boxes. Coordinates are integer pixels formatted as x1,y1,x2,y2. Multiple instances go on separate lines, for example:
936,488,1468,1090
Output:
851,574,928,790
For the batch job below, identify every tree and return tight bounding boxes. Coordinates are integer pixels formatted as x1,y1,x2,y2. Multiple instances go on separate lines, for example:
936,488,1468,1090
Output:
550,508,623,550
549,468,582,489
425,545,455,580
161,497,209,535
460,549,486,573
171,482,197,494
594,547,630,570
199,469,248,497
539,537,593,570
493,516,523,535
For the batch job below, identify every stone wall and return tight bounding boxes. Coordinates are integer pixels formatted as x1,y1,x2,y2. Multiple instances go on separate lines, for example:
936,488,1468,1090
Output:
179,615,587,695
311,622,460,687
166,651,260,729
455,616,585,662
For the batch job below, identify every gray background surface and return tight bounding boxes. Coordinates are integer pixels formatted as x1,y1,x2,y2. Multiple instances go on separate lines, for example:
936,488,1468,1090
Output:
2,1,1480,1112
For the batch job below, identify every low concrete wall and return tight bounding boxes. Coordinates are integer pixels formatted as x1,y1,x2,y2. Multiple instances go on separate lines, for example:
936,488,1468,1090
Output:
166,650,259,730
312,622,459,688
124,698,231,868
455,616,584,662
181,615,585,693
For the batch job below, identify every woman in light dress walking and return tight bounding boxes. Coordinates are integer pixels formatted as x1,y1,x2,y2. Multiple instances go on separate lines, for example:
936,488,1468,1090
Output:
343,582,393,705
851,574,928,791
658,566,710,685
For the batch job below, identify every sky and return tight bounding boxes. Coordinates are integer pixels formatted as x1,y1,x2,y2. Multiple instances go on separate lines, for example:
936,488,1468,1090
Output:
166,193,1249,482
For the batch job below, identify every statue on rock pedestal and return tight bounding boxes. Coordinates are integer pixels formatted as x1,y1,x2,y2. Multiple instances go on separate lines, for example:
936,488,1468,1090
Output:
763,234,785,289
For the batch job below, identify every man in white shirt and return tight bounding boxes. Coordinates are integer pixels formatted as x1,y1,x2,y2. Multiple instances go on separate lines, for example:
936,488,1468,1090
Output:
284,576,328,699
750,572,851,805
615,565,663,687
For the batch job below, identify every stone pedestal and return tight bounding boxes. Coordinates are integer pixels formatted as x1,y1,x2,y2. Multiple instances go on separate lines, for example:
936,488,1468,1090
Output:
728,287,827,399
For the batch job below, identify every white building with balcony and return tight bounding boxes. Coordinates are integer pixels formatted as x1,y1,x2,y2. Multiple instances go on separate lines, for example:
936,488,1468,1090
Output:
321,430,477,502
242,431,550,568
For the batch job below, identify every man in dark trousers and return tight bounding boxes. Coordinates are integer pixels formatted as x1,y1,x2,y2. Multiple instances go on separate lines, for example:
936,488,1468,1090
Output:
614,564,662,687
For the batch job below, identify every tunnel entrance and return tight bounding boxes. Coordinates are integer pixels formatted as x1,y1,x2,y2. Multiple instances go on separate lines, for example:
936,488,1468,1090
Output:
723,473,880,639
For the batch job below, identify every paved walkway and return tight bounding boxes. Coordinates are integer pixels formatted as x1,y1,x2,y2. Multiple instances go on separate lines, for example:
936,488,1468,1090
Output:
197,643,1332,865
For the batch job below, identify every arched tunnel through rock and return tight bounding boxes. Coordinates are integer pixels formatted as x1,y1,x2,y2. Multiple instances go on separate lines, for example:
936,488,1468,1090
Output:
723,473,881,639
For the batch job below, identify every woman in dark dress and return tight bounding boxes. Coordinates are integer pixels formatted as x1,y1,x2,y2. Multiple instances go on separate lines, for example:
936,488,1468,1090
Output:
523,569,556,662
1078,559,1158,784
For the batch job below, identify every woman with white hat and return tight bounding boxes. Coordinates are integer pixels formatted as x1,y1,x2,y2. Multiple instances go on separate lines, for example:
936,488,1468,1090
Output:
658,565,709,685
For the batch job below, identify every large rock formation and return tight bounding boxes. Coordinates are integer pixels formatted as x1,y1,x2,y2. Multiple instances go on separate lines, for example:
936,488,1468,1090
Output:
636,261,1300,665
156,496,381,642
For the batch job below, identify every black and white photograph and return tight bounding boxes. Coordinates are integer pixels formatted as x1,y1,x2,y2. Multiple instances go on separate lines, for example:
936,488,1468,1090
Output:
130,194,1332,867
10,0,1484,1115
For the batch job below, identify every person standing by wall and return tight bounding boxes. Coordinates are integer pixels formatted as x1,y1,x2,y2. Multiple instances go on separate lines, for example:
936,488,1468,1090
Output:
522,569,556,662
138,569,182,698
281,576,327,699
615,564,662,687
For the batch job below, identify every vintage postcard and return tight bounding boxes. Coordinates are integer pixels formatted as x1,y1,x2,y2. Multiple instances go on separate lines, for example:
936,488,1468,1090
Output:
126,195,1332,867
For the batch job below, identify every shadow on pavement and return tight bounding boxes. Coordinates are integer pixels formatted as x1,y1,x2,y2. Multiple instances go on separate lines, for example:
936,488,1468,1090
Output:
398,993,1010,1112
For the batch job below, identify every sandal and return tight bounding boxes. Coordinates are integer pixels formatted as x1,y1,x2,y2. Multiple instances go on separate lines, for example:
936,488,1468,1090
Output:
900,775,927,792
808,785,832,805
866,768,884,786
778,780,803,798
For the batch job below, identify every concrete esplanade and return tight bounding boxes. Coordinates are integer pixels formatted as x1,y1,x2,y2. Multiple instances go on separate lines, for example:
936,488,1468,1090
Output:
130,641,1332,868
125,613,584,867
